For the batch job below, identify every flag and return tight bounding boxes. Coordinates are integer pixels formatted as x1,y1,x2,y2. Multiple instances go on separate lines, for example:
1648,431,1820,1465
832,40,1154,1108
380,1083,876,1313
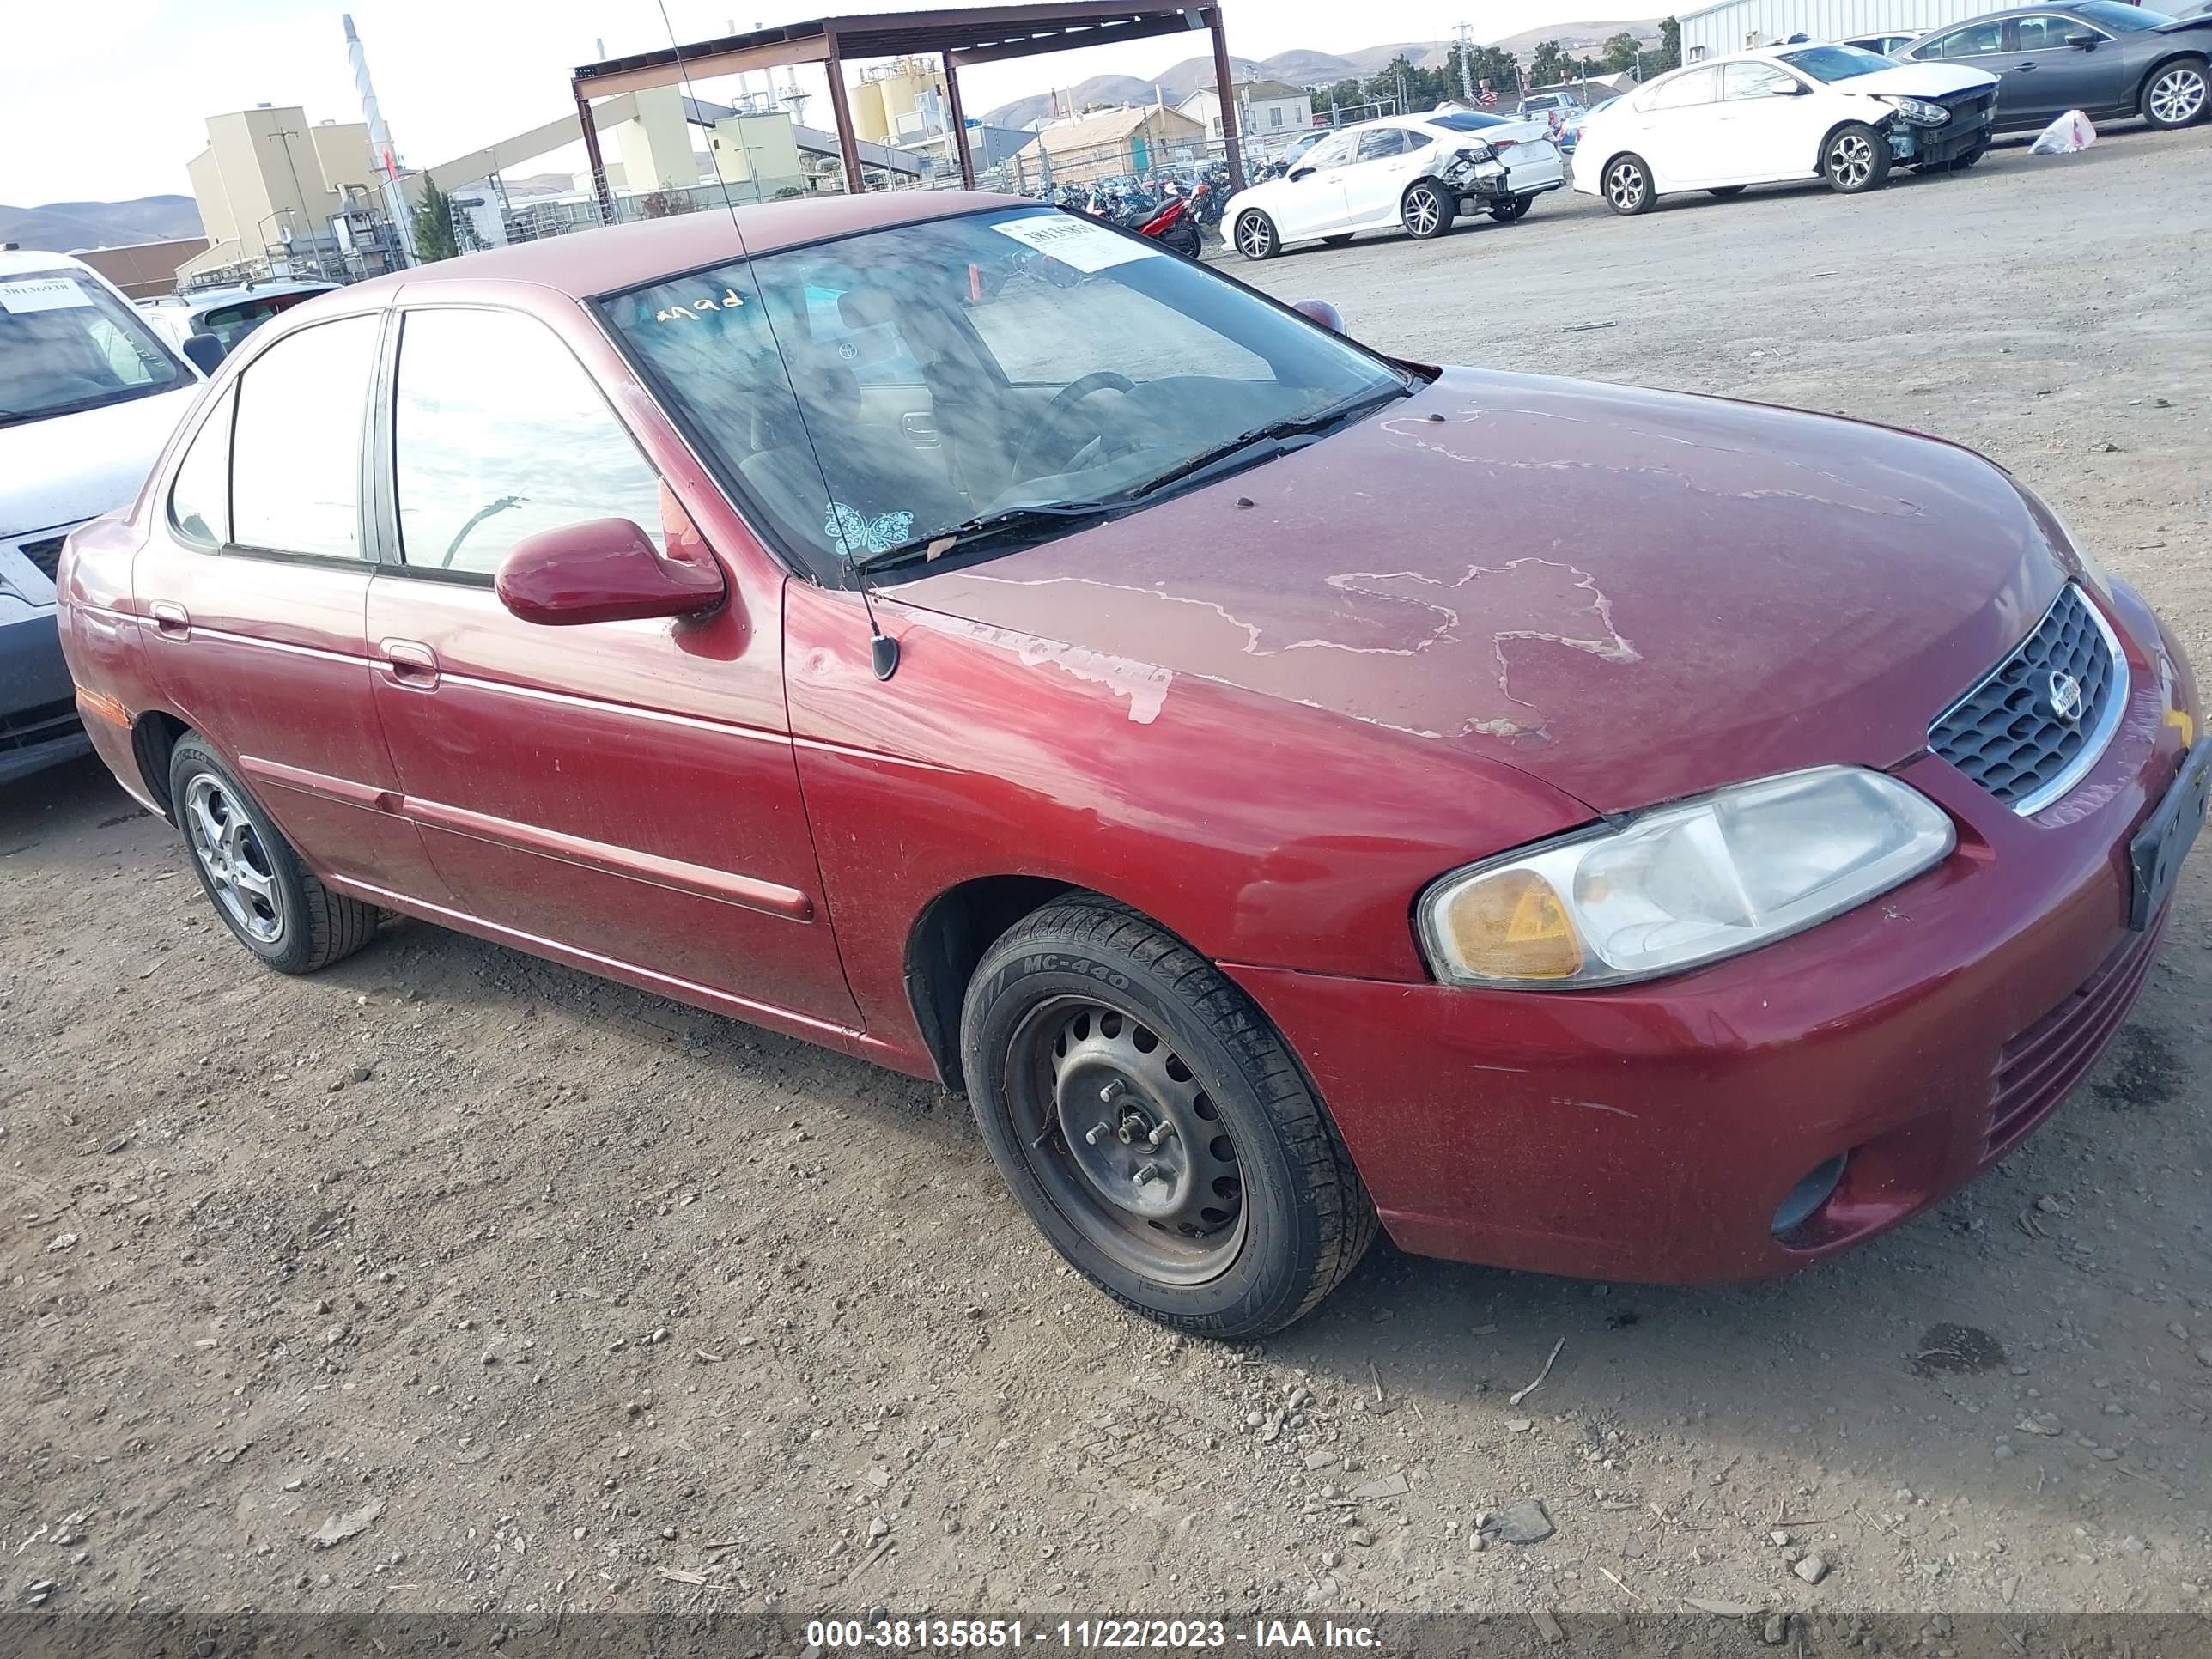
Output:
1477,86,1498,107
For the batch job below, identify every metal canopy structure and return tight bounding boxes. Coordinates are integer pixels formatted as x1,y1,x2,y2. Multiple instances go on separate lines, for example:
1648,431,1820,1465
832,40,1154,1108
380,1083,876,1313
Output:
569,3,1244,220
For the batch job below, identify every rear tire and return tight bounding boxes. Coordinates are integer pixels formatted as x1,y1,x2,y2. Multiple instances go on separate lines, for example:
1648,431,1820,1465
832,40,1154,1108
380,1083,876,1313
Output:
1822,123,1891,193
1601,153,1656,215
1234,210,1280,261
1401,179,1456,239
960,896,1377,1340
168,734,380,975
2142,56,2209,129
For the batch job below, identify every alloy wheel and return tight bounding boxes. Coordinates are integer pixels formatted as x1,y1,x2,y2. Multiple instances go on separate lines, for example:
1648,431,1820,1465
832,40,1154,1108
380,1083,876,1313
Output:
184,772,284,945
1404,185,1443,236
1236,213,1273,258
1827,132,1876,189
2149,66,2207,125
1006,997,1247,1285
1605,161,1646,211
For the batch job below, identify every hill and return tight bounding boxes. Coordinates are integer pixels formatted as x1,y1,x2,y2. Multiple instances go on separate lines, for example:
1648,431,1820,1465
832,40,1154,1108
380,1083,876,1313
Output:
980,24,1662,126
0,195,204,252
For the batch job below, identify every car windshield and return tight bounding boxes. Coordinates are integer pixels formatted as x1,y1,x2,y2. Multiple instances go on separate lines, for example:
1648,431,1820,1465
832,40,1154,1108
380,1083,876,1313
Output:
1777,44,1898,80
0,265,189,427
605,207,1412,583
1431,111,1513,131
2074,0,2168,27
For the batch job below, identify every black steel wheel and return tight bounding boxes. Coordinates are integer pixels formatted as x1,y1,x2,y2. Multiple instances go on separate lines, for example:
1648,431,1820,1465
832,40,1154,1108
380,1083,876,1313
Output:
1706,185,1747,198
1488,194,1534,222
167,733,380,975
1322,233,1355,246
961,896,1376,1339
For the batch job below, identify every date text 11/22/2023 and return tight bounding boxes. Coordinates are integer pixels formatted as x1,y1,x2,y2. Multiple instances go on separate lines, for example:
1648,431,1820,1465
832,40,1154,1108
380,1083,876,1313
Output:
803,1620,1383,1650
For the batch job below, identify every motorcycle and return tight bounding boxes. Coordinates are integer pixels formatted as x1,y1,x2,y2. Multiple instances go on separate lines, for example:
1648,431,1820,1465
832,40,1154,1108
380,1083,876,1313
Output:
1134,181,1210,260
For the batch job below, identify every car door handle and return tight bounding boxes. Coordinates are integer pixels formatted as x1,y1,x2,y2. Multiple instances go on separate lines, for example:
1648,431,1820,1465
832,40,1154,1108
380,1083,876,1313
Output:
900,411,940,446
2015,60,2037,69
377,638,440,689
149,601,191,640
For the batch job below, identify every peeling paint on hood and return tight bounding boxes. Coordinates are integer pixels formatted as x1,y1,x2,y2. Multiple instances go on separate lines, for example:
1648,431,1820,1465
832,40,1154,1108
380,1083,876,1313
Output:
893,368,2067,813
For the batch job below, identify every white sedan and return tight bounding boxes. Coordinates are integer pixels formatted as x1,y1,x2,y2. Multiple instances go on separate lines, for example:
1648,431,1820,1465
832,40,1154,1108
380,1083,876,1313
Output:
1572,44,2001,215
1225,112,1565,259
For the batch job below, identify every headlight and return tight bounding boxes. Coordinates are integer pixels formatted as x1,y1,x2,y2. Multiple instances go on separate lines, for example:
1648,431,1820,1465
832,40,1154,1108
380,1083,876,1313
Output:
1886,96,1951,126
1418,767,1954,988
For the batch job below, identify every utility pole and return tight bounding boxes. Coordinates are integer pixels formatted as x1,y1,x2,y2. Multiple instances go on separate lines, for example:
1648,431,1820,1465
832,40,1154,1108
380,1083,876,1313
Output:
266,127,329,279
1455,21,1476,103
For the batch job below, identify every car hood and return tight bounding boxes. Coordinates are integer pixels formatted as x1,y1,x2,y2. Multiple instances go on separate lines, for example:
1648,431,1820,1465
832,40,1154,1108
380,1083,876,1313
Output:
892,368,2067,815
1835,62,2000,97
1,384,199,541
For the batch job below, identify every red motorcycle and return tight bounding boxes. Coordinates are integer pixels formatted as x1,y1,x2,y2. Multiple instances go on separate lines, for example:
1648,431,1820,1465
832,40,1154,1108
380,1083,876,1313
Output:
1136,183,1209,260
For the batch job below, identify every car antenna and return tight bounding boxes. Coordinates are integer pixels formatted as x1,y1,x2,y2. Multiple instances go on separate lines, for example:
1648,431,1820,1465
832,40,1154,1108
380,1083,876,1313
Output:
648,0,897,681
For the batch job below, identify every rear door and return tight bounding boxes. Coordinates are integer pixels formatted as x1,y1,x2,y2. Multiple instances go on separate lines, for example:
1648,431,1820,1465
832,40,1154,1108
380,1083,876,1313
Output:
362,298,859,1026
1342,126,1424,227
1710,60,1826,182
138,310,447,897
1637,67,1727,187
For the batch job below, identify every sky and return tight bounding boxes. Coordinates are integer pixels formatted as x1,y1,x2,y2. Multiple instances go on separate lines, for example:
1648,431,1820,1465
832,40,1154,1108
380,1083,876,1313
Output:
0,0,1641,208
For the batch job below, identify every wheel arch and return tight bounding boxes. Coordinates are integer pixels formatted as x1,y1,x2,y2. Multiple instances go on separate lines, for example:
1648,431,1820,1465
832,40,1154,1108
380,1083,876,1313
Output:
131,708,192,818
1595,149,1650,194
2138,49,2209,113
1814,116,1888,175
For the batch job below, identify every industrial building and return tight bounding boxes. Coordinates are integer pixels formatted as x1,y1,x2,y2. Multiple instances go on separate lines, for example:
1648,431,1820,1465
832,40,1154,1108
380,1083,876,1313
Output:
179,105,381,284
1677,0,1998,61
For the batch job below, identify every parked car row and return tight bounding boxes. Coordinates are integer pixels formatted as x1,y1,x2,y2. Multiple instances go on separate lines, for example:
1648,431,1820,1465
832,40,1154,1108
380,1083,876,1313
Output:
1578,3,2209,216
50,193,2208,1337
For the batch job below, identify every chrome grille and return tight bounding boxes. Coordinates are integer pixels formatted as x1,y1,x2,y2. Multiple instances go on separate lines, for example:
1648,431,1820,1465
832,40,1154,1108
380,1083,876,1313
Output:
1929,585,2125,815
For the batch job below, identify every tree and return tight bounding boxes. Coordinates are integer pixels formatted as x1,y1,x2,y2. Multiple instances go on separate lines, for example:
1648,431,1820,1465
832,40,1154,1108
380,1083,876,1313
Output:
1601,32,1642,72
410,175,460,264
1528,39,1571,88
1658,15,1683,72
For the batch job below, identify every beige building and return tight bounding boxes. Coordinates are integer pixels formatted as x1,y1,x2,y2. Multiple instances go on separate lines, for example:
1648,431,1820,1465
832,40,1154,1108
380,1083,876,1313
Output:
707,111,806,193
181,105,377,283
1024,105,1206,187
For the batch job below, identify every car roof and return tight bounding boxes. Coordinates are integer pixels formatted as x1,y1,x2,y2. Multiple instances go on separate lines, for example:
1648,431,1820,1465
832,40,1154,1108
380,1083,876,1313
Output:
160,280,337,310
0,246,99,279
348,190,1024,304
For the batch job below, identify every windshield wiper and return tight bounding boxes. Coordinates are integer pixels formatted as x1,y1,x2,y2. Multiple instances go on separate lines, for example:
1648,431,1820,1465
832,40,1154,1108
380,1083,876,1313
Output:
854,500,1122,574
1115,386,1411,505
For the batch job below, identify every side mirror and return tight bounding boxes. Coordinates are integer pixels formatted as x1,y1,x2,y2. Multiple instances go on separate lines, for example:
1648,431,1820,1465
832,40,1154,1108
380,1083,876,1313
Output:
1292,298,1346,334
495,518,727,627
182,331,226,374
2065,31,2099,47
1290,167,1316,182
1778,80,1812,94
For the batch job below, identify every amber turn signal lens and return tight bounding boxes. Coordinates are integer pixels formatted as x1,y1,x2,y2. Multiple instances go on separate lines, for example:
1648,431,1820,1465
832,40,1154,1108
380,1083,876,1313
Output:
1439,870,1585,981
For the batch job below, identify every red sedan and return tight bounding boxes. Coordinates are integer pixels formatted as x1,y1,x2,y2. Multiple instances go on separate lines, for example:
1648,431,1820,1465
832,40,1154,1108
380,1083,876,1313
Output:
58,194,2206,1338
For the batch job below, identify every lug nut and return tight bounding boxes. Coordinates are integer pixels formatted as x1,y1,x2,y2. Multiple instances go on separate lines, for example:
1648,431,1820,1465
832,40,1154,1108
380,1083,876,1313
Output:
1146,1121,1176,1149
1085,1124,1107,1146
1133,1163,1161,1187
1099,1079,1127,1104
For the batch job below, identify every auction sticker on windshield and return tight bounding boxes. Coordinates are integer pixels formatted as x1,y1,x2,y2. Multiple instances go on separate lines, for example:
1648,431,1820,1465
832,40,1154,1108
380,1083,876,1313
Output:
990,215,1162,273
0,276,93,314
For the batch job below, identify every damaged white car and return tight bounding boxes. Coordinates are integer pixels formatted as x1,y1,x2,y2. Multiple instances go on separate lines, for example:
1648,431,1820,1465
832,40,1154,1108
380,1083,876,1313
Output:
1226,112,1566,258
1574,45,2002,214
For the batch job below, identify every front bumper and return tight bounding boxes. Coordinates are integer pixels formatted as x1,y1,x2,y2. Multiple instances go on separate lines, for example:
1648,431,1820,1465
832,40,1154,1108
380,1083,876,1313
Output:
1231,584,2198,1285
1893,103,1995,165
0,605,90,785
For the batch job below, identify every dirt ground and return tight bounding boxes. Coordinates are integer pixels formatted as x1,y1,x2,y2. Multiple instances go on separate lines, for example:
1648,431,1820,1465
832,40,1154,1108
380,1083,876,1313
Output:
5,125,2210,1626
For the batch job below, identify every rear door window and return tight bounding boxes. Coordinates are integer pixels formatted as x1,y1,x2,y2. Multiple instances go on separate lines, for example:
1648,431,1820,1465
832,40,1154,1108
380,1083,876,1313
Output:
168,386,235,545
230,315,380,560
1652,67,1721,108
1918,20,2008,57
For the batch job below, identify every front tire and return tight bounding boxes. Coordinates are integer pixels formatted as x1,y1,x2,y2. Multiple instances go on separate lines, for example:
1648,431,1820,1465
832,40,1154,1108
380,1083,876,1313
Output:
1601,153,1656,215
1822,123,1891,193
1401,179,1456,240
2143,56,2209,129
960,897,1377,1340
1234,210,1279,261
168,734,380,975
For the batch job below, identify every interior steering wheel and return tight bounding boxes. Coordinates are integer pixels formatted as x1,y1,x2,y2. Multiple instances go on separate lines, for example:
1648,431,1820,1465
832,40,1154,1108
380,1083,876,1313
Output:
1011,371,1136,483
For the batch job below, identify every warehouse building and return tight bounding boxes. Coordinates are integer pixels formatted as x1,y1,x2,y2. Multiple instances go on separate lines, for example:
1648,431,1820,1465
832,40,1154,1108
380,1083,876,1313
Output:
1678,0,1997,61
